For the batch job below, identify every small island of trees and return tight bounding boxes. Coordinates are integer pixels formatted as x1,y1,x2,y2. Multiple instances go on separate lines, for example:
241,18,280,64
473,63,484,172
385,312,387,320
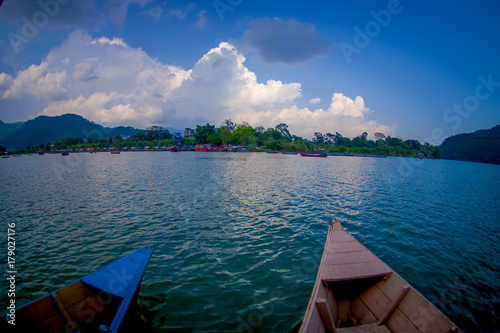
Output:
4,120,441,159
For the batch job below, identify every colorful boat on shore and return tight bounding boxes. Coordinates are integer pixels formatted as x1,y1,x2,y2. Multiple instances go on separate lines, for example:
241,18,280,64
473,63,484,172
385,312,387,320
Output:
299,219,461,333
111,151,121,154
300,153,327,158
1,247,153,333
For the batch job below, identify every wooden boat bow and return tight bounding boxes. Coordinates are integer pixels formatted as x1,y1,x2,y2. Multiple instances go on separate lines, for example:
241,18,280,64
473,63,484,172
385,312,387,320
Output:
299,219,461,333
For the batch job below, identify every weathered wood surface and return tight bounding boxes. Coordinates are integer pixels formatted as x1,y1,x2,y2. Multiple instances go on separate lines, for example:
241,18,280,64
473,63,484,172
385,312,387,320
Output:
299,218,462,333
321,223,392,282
337,323,391,333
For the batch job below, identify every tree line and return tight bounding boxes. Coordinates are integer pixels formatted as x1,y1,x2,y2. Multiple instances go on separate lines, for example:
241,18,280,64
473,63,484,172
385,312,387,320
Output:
6,120,441,158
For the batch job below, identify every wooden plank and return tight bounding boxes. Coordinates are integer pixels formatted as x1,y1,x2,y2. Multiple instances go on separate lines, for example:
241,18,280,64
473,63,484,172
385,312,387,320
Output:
377,285,410,325
338,298,351,325
325,250,380,266
358,285,391,319
332,221,343,231
397,288,458,333
337,323,391,333
385,308,420,333
310,307,325,333
322,261,392,282
331,232,356,243
56,281,92,309
351,297,377,326
52,292,78,331
327,241,367,254
16,295,59,323
35,312,68,333
316,298,336,332
374,272,406,301
66,292,121,326
325,284,338,327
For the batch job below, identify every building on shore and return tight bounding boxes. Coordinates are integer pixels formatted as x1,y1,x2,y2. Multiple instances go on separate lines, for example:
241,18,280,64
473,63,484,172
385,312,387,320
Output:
184,128,194,139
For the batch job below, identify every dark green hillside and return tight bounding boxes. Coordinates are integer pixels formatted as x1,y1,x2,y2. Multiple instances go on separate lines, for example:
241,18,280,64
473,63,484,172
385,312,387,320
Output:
440,125,500,165
0,120,23,141
0,114,140,149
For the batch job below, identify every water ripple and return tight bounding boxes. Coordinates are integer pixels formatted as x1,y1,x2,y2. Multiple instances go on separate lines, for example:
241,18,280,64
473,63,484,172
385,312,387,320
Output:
1,153,499,332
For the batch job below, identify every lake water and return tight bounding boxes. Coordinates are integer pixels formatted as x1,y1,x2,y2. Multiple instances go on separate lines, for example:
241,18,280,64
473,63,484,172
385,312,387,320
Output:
1,152,499,332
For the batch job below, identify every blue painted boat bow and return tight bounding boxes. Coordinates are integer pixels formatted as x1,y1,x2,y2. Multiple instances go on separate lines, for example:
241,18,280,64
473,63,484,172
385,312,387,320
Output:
83,246,153,333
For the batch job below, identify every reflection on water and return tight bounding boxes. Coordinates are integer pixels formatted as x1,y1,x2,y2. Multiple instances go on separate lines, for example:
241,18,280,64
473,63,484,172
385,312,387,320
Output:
1,152,499,332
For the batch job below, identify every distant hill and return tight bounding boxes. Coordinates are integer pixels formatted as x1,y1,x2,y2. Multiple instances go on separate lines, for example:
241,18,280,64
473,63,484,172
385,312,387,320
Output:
0,120,23,139
440,125,500,165
0,114,140,149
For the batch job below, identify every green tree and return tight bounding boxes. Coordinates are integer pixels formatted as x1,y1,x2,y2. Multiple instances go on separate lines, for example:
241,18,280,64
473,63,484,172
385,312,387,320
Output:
132,126,172,141
181,137,195,146
404,139,422,150
385,136,404,148
275,123,291,139
86,135,97,144
220,128,233,144
194,123,216,144
374,132,386,142
221,119,237,132
313,132,324,144
208,132,223,145
333,132,351,147
255,126,265,133
233,125,256,146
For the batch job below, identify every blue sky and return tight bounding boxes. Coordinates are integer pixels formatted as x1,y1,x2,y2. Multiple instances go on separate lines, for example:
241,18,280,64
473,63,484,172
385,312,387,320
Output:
0,0,499,143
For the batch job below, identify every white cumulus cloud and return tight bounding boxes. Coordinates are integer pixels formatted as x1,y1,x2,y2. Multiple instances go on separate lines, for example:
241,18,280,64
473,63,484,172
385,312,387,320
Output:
2,62,67,99
238,93,396,139
0,31,395,138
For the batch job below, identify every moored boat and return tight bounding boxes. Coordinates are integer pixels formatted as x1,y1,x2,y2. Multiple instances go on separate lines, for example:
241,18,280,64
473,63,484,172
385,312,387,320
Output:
1,246,153,333
300,153,327,158
299,219,461,333
61,151,69,156
366,155,388,158
110,151,121,154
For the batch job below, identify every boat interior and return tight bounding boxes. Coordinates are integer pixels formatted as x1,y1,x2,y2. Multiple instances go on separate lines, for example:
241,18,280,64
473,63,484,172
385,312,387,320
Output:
2,281,122,333
312,272,459,333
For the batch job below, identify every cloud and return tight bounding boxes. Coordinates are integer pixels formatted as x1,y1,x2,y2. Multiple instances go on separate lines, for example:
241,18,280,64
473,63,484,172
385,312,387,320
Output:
2,62,67,99
167,42,301,125
107,0,154,24
167,3,196,20
0,0,104,29
193,10,207,30
138,6,163,20
0,31,394,138
239,18,330,65
309,97,321,104
239,93,396,139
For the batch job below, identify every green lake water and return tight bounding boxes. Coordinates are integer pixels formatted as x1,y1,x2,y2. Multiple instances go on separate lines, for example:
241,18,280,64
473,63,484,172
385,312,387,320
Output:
1,152,499,332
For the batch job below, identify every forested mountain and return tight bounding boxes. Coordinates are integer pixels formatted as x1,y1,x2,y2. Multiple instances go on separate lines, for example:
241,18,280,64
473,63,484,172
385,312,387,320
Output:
440,125,500,165
0,114,140,149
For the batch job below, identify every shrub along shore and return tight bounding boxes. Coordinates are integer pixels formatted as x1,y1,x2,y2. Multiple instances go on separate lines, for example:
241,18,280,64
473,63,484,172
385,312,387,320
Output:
0,121,441,159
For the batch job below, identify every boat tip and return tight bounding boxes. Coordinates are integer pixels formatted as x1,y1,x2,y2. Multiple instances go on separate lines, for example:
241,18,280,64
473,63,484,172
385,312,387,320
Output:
330,218,343,231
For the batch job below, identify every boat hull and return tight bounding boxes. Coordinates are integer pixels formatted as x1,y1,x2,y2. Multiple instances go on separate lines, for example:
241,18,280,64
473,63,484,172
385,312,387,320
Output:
300,153,327,157
1,247,152,333
299,219,461,333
